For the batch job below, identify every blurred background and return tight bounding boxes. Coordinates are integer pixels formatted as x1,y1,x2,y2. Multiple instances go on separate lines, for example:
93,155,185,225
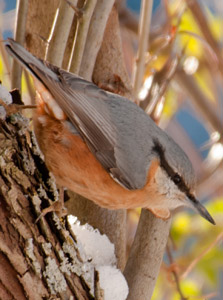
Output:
0,0,223,299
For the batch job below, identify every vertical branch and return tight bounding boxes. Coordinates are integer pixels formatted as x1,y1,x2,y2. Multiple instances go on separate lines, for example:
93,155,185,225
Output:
124,209,171,300
175,68,223,136
166,243,187,300
79,0,115,80
132,0,153,101
11,0,29,89
45,0,78,66
186,0,223,74
68,0,97,74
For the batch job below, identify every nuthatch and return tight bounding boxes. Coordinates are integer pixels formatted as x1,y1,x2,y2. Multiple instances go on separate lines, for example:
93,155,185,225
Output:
6,39,215,224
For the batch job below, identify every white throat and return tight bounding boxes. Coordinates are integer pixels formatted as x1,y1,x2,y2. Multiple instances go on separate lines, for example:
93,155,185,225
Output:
154,166,188,211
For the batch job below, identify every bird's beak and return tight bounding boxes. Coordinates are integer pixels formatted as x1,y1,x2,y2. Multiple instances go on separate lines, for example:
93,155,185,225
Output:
188,195,215,225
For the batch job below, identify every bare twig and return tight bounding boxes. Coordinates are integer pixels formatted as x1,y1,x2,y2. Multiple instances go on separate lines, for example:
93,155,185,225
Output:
181,232,223,280
68,0,97,74
133,0,153,102
124,209,171,300
79,0,115,80
186,0,223,75
175,68,223,140
201,292,219,299
65,0,83,17
178,30,219,66
140,53,179,115
0,98,36,116
166,243,187,300
45,0,78,66
11,0,29,89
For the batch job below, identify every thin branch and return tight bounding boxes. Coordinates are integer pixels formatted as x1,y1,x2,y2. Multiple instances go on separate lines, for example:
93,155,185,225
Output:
79,0,115,80
201,292,219,299
175,68,223,140
181,232,223,280
133,0,153,101
45,0,78,66
68,0,97,74
65,0,83,17
140,53,179,115
186,0,223,76
178,30,218,66
166,243,187,300
11,0,29,89
124,209,171,300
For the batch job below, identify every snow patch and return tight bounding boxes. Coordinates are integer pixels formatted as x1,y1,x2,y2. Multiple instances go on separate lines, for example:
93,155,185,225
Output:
97,266,129,300
68,215,129,300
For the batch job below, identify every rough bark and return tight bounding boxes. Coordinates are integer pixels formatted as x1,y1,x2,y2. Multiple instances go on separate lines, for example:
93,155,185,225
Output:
0,104,95,299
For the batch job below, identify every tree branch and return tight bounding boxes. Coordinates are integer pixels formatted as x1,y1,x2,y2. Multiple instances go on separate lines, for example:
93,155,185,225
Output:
45,0,78,66
175,68,223,139
124,209,171,300
68,0,97,74
11,0,29,90
132,0,153,101
79,0,115,80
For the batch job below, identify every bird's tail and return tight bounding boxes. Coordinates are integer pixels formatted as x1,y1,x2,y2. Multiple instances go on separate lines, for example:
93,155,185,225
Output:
5,38,58,82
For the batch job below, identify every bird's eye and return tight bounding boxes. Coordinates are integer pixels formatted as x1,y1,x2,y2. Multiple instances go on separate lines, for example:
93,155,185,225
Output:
172,173,181,184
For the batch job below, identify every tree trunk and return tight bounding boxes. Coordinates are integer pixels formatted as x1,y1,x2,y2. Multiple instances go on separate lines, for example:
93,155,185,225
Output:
0,93,95,299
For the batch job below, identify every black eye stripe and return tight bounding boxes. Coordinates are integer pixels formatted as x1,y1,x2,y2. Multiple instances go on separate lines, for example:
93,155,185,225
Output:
152,139,191,195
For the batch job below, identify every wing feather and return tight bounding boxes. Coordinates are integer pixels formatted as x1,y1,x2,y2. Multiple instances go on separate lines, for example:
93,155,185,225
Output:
6,39,150,190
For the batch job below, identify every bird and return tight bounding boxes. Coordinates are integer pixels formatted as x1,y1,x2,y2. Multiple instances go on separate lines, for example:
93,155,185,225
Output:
5,38,215,225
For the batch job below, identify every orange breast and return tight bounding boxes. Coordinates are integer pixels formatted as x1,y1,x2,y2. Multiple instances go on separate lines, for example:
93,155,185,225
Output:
33,108,166,210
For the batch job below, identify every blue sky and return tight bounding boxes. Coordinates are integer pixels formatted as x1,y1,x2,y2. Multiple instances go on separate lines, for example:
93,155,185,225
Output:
2,0,16,12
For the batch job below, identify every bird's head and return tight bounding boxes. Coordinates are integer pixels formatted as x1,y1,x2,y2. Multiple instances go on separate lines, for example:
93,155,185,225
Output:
150,139,215,225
